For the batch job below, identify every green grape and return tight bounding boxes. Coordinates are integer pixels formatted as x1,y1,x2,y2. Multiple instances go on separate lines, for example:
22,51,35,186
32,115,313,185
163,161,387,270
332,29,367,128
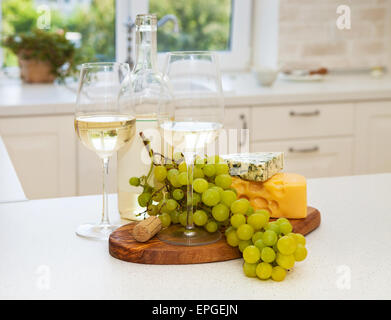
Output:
159,213,171,228
152,191,163,202
215,174,232,190
226,230,240,247
276,253,295,270
138,192,151,207
208,183,216,188
207,155,222,164
193,210,208,226
147,204,158,216
178,172,189,185
243,245,261,264
231,198,250,215
261,247,276,263
294,233,306,246
255,209,270,220
195,156,206,168
203,164,216,177
256,262,273,280
245,206,254,216
221,190,237,207
224,226,235,236
170,210,180,224
239,240,252,253
167,168,179,181
178,162,187,173
172,189,184,201
271,266,287,282
276,217,289,225
236,224,254,241
212,204,229,222
254,239,266,250
277,235,297,255
243,262,257,278
230,214,246,228
179,212,192,227
201,188,220,206
165,199,178,212
294,243,308,262
215,163,229,175
193,167,204,179
129,177,140,186
205,220,218,233
210,186,224,199
247,213,268,230
252,231,264,244
262,230,277,246
154,166,167,182
193,178,208,193
169,174,182,188
265,221,280,234
192,193,201,206
279,221,293,235
173,152,184,162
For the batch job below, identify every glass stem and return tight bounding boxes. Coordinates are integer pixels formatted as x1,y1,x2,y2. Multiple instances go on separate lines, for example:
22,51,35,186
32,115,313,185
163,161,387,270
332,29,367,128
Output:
100,157,110,226
184,152,195,232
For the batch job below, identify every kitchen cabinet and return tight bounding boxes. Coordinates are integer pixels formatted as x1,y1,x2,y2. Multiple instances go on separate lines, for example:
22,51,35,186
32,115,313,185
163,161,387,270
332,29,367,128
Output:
354,101,391,174
223,107,251,153
0,115,76,199
1,100,390,200
252,137,353,178
251,103,354,141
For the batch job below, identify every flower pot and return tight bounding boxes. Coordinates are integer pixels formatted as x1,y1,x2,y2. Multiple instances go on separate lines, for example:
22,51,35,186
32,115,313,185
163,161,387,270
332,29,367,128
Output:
17,55,56,83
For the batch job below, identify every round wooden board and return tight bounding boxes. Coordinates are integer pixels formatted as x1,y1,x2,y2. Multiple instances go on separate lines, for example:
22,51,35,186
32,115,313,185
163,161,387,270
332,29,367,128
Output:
109,206,321,265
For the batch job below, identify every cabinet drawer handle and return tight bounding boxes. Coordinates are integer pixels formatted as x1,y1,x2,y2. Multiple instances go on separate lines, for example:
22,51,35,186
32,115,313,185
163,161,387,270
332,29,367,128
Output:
289,110,320,117
288,146,319,153
239,114,248,147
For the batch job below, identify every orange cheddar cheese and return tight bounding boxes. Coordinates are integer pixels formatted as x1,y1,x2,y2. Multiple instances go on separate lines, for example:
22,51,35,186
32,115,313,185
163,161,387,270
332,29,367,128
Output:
231,173,307,219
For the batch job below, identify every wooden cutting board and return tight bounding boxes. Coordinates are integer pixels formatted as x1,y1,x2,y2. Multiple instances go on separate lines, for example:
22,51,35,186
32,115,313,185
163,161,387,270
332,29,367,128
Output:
109,206,320,265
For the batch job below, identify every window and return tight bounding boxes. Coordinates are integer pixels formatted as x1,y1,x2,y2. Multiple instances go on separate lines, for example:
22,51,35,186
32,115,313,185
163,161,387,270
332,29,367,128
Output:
121,0,252,71
1,0,115,67
1,0,251,72
150,0,233,52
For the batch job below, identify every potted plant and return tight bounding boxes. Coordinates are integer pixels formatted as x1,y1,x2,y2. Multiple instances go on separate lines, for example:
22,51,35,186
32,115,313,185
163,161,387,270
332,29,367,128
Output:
2,29,76,83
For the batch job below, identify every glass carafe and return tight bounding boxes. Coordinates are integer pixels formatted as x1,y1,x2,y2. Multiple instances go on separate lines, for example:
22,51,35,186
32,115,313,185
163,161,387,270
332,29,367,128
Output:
117,14,171,221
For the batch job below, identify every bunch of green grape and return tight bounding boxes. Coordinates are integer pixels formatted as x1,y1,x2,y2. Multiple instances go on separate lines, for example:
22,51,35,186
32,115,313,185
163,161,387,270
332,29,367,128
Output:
129,152,308,282
129,154,239,233
225,205,308,281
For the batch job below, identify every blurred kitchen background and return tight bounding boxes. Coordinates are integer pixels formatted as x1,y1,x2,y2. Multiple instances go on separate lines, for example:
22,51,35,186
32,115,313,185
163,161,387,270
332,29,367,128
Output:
1,0,391,201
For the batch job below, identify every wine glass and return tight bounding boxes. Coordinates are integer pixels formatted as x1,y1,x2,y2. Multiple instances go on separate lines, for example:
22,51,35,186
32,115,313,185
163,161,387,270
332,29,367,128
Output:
158,51,224,246
75,62,135,240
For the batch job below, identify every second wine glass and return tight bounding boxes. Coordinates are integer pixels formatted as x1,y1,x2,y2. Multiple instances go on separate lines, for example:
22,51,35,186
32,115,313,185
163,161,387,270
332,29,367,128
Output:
158,51,225,246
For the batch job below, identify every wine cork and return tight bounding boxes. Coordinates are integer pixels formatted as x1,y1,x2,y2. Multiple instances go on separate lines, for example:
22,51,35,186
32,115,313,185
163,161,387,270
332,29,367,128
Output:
133,216,162,242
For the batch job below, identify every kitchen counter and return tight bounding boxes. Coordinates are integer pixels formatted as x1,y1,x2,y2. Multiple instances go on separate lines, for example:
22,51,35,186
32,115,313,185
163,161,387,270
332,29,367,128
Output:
0,173,390,299
2,73,391,116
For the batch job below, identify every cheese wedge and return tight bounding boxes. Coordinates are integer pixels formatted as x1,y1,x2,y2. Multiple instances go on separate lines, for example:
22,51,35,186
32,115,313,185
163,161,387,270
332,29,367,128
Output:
231,173,307,219
222,152,284,182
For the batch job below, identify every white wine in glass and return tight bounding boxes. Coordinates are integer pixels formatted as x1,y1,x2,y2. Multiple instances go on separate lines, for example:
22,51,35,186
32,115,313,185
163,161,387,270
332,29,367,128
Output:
75,62,133,240
158,52,225,246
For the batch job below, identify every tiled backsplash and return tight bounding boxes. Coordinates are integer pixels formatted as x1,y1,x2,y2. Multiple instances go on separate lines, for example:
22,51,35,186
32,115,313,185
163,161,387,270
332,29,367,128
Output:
278,0,391,70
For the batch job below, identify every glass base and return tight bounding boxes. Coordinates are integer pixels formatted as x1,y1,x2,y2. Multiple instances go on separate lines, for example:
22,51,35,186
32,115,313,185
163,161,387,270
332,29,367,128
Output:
76,223,119,241
157,224,221,246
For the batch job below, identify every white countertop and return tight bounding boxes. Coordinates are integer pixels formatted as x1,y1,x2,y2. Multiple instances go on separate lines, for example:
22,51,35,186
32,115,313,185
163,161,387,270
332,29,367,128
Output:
2,73,391,117
0,173,390,299
0,137,26,203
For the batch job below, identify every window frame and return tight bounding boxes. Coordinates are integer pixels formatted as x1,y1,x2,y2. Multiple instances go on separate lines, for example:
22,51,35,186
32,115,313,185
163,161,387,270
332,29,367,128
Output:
117,0,252,71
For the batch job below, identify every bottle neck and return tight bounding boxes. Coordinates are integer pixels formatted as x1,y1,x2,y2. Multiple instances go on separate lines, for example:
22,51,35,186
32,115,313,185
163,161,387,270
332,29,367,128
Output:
133,25,158,72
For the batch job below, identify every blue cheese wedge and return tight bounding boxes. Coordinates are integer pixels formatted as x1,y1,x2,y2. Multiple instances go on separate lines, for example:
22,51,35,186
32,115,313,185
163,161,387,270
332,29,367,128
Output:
221,152,284,182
